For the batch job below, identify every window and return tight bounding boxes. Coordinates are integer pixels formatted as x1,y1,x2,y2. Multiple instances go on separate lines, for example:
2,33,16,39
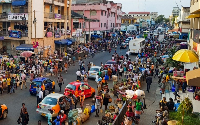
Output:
101,23,102,27
111,23,112,27
104,23,106,27
105,11,107,16
73,22,79,29
114,13,115,17
50,5,53,12
101,10,103,16
113,23,114,27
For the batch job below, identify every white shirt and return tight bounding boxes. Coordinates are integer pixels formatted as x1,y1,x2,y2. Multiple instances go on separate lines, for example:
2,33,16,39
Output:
76,71,81,76
126,51,130,56
39,91,43,99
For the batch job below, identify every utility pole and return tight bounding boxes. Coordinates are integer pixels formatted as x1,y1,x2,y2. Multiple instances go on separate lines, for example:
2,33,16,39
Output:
88,9,91,43
34,10,36,44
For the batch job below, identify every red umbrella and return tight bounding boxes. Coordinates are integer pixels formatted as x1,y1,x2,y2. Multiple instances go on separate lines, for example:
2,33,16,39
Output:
20,51,33,57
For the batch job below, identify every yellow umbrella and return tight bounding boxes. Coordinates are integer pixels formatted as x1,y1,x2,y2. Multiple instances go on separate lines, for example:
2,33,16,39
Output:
172,49,199,63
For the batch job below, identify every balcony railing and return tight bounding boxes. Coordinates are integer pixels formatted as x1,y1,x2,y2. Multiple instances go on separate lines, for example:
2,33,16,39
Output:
0,30,28,37
44,28,67,38
44,12,65,20
0,13,8,19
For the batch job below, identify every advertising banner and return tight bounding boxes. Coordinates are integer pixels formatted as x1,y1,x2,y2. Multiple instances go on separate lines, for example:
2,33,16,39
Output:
8,13,28,20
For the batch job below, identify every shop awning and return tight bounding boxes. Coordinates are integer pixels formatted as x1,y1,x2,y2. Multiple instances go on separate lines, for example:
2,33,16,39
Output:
12,0,26,6
186,14,200,19
68,38,76,42
91,35,102,38
16,44,34,51
54,39,72,45
186,68,200,86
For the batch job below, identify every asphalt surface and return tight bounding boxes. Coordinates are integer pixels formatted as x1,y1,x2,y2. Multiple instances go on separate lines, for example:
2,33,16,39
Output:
0,46,129,125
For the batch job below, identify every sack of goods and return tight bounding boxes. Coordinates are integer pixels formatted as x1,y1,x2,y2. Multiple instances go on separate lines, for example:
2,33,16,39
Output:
78,113,89,123
85,104,91,113
68,109,78,123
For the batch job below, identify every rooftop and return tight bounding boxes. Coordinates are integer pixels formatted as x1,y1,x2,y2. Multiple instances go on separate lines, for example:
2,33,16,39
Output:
128,12,150,14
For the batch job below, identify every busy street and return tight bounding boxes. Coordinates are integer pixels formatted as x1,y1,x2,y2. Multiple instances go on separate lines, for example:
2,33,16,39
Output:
1,0,200,125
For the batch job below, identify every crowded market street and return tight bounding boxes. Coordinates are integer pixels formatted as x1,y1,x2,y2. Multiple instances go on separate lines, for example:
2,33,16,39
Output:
0,46,130,125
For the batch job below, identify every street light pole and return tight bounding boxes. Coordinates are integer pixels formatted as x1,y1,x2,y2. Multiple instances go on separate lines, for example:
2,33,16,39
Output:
89,9,91,43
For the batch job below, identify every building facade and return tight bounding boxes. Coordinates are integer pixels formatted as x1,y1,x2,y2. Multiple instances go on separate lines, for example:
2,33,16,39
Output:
0,0,71,55
127,12,151,22
150,12,158,20
177,7,190,39
71,1,122,35
172,7,180,17
189,0,200,57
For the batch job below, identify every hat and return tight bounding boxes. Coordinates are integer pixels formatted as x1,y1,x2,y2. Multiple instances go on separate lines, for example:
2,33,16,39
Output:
60,110,64,114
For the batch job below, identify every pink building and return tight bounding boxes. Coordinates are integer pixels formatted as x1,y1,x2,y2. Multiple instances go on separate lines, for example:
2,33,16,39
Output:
71,1,122,35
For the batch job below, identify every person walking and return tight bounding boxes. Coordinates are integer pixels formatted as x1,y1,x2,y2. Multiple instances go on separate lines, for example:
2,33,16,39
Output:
76,69,81,81
146,75,152,93
36,85,41,105
20,103,29,125
57,74,63,92
21,72,27,90
38,89,43,103
174,82,180,100
6,77,11,94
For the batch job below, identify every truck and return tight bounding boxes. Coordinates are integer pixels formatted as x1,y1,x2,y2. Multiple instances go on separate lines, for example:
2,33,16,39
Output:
129,38,145,54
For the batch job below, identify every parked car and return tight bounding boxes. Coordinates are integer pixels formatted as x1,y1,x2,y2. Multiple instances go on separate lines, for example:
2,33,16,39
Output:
36,93,64,117
88,66,104,79
64,81,95,99
120,43,127,49
104,60,117,69
0,104,8,119
29,77,55,95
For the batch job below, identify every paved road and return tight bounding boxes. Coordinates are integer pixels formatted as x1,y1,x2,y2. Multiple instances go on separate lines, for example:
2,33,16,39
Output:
0,47,129,125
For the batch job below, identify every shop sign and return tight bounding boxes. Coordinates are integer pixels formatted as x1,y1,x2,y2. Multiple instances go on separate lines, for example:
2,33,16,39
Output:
8,13,28,20
44,0,52,4
55,14,61,19
0,36,4,40
193,42,198,52
73,19,79,22
0,0,11,3
33,41,39,48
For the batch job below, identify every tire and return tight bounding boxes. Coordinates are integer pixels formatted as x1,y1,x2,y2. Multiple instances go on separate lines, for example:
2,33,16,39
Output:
3,111,7,119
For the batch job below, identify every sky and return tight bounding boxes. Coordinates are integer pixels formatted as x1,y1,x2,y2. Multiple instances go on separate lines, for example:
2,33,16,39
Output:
111,0,190,17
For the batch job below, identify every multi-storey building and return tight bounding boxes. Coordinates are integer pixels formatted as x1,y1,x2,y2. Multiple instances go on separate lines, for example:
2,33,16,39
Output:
177,7,190,39
172,7,180,17
127,12,151,22
0,0,71,55
71,0,122,38
150,12,158,20
188,0,200,57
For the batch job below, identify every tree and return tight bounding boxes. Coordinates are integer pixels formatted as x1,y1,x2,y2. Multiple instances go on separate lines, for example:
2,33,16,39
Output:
164,18,169,23
165,46,181,68
155,15,165,24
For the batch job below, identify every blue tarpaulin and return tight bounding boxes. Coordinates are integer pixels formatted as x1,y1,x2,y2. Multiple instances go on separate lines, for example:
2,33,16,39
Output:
12,0,26,6
16,44,34,51
55,39,72,45
91,35,101,38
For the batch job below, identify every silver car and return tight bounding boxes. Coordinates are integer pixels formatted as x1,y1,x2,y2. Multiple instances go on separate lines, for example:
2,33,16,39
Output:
36,93,65,117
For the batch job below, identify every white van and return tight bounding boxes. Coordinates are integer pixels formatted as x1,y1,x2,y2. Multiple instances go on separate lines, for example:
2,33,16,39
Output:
129,38,145,54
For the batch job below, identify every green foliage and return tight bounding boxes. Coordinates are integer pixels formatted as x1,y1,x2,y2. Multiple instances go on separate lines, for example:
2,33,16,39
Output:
164,46,181,68
164,18,170,23
155,15,165,23
169,98,200,125
169,111,200,125
178,97,193,115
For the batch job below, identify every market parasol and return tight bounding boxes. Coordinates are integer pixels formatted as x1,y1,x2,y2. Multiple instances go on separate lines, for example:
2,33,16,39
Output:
186,68,200,87
172,49,199,63
20,51,34,58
